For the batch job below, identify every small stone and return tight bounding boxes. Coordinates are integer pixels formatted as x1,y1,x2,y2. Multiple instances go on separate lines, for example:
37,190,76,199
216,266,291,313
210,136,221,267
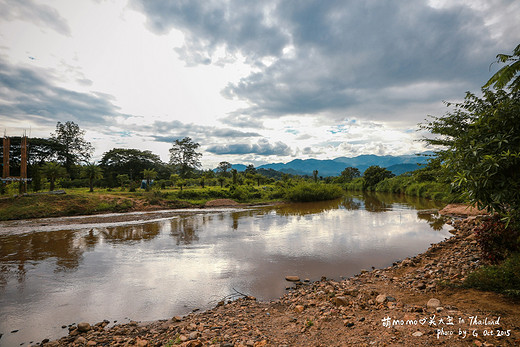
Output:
334,296,349,306
172,316,182,322
135,337,148,347
179,335,188,342
189,331,199,340
294,305,305,313
76,336,87,344
412,331,424,337
87,341,97,346
285,276,300,282
375,294,387,304
77,322,91,333
427,298,441,309
415,282,426,290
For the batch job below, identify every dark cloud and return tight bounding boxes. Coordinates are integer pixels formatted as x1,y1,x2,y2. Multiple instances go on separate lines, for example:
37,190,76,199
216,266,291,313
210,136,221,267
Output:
132,0,518,122
0,0,71,35
130,0,289,65
0,57,122,127
207,139,292,156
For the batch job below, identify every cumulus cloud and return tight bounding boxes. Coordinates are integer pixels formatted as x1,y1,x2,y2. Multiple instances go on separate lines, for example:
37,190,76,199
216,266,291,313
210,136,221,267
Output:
207,138,292,156
132,0,518,124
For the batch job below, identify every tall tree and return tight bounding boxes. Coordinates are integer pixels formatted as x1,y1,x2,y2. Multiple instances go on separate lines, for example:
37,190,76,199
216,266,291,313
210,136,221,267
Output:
484,43,520,93
82,163,103,192
245,164,256,175
50,121,93,177
142,169,157,191
168,137,202,179
216,161,232,177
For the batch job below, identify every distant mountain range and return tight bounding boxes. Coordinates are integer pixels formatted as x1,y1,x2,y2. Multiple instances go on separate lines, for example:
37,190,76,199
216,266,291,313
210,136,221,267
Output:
230,154,431,177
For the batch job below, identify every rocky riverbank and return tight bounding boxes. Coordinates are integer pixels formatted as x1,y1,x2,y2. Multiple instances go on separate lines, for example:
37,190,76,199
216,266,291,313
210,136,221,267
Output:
33,216,520,346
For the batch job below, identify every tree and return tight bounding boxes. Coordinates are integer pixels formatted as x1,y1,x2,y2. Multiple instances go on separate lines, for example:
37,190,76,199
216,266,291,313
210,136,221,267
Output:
484,43,520,93
100,148,166,185
42,162,66,191
50,121,94,177
312,169,319,183
363,166,394,189
169,137,202,178
82,163,103,192
231,168,238,185
420,88,520,215
142,169,157,191
340,167,361,182
245,164,256,175
217,176,226,188
216,161,232,177
116,174,130,190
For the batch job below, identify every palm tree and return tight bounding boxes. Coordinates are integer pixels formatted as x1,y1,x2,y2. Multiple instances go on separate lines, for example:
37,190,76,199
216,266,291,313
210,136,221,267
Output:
42,162,66,191
142,169,157,191
82,163,103,192
484,43,520,92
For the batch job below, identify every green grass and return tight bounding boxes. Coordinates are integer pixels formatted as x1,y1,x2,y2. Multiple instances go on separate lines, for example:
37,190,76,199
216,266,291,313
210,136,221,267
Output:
0,182,345,220
464,253,520,298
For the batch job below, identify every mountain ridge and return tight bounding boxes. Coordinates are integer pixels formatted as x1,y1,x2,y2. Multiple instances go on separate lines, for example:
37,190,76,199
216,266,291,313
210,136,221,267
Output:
229,153,431,176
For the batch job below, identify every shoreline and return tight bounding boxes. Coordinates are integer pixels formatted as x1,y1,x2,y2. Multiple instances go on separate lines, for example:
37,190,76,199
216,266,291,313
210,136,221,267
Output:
30,215,520,346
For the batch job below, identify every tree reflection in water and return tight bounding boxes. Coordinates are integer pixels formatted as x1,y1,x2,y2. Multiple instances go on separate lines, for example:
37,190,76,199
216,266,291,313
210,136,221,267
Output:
169,217,201,245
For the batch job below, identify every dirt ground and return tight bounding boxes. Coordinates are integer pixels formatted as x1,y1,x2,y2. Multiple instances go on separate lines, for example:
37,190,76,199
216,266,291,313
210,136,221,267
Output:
10,204,519,346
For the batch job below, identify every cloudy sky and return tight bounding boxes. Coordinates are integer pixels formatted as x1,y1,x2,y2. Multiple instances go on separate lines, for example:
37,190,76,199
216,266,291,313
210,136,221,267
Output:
0,0,518,168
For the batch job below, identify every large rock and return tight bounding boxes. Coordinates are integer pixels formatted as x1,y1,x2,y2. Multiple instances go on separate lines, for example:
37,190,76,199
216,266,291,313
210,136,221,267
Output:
77,322,91,333
285,276,300,282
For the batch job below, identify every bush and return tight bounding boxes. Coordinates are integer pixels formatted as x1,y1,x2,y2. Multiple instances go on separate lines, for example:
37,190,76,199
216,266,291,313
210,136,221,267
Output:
464,253,520,297
285,183,343,202
475,215,520,264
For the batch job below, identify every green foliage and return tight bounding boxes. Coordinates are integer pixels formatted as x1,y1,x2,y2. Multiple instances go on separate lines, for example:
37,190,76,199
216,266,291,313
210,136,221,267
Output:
421,89,520,215
142,168,158,192
484,43,520,93
475,215,520,264
42,162,67,191
285,182,343,202
50,121,93,177
81,163,103,192
362,166,394,190
464,253,520,297
100,148,167,186
344,177,364,191
339,167,361,183
169,137,202,178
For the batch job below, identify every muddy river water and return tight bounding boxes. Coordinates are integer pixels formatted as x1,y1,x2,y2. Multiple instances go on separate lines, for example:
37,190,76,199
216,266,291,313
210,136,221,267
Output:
0,192,450,345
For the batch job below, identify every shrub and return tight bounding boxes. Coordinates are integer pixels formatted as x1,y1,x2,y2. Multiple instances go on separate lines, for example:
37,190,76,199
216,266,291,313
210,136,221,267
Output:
475,215,520,264
464,253,520,297
285,183,343,202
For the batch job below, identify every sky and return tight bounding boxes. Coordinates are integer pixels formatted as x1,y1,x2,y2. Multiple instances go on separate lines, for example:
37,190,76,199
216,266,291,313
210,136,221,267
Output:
0,0,519,169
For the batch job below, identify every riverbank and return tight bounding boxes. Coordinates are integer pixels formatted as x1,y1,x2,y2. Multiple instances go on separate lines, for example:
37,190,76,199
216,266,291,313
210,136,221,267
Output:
32,215,520,346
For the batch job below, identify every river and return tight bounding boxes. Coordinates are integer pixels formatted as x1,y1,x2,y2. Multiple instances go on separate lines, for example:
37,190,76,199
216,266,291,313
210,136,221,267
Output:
0,192,450,346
